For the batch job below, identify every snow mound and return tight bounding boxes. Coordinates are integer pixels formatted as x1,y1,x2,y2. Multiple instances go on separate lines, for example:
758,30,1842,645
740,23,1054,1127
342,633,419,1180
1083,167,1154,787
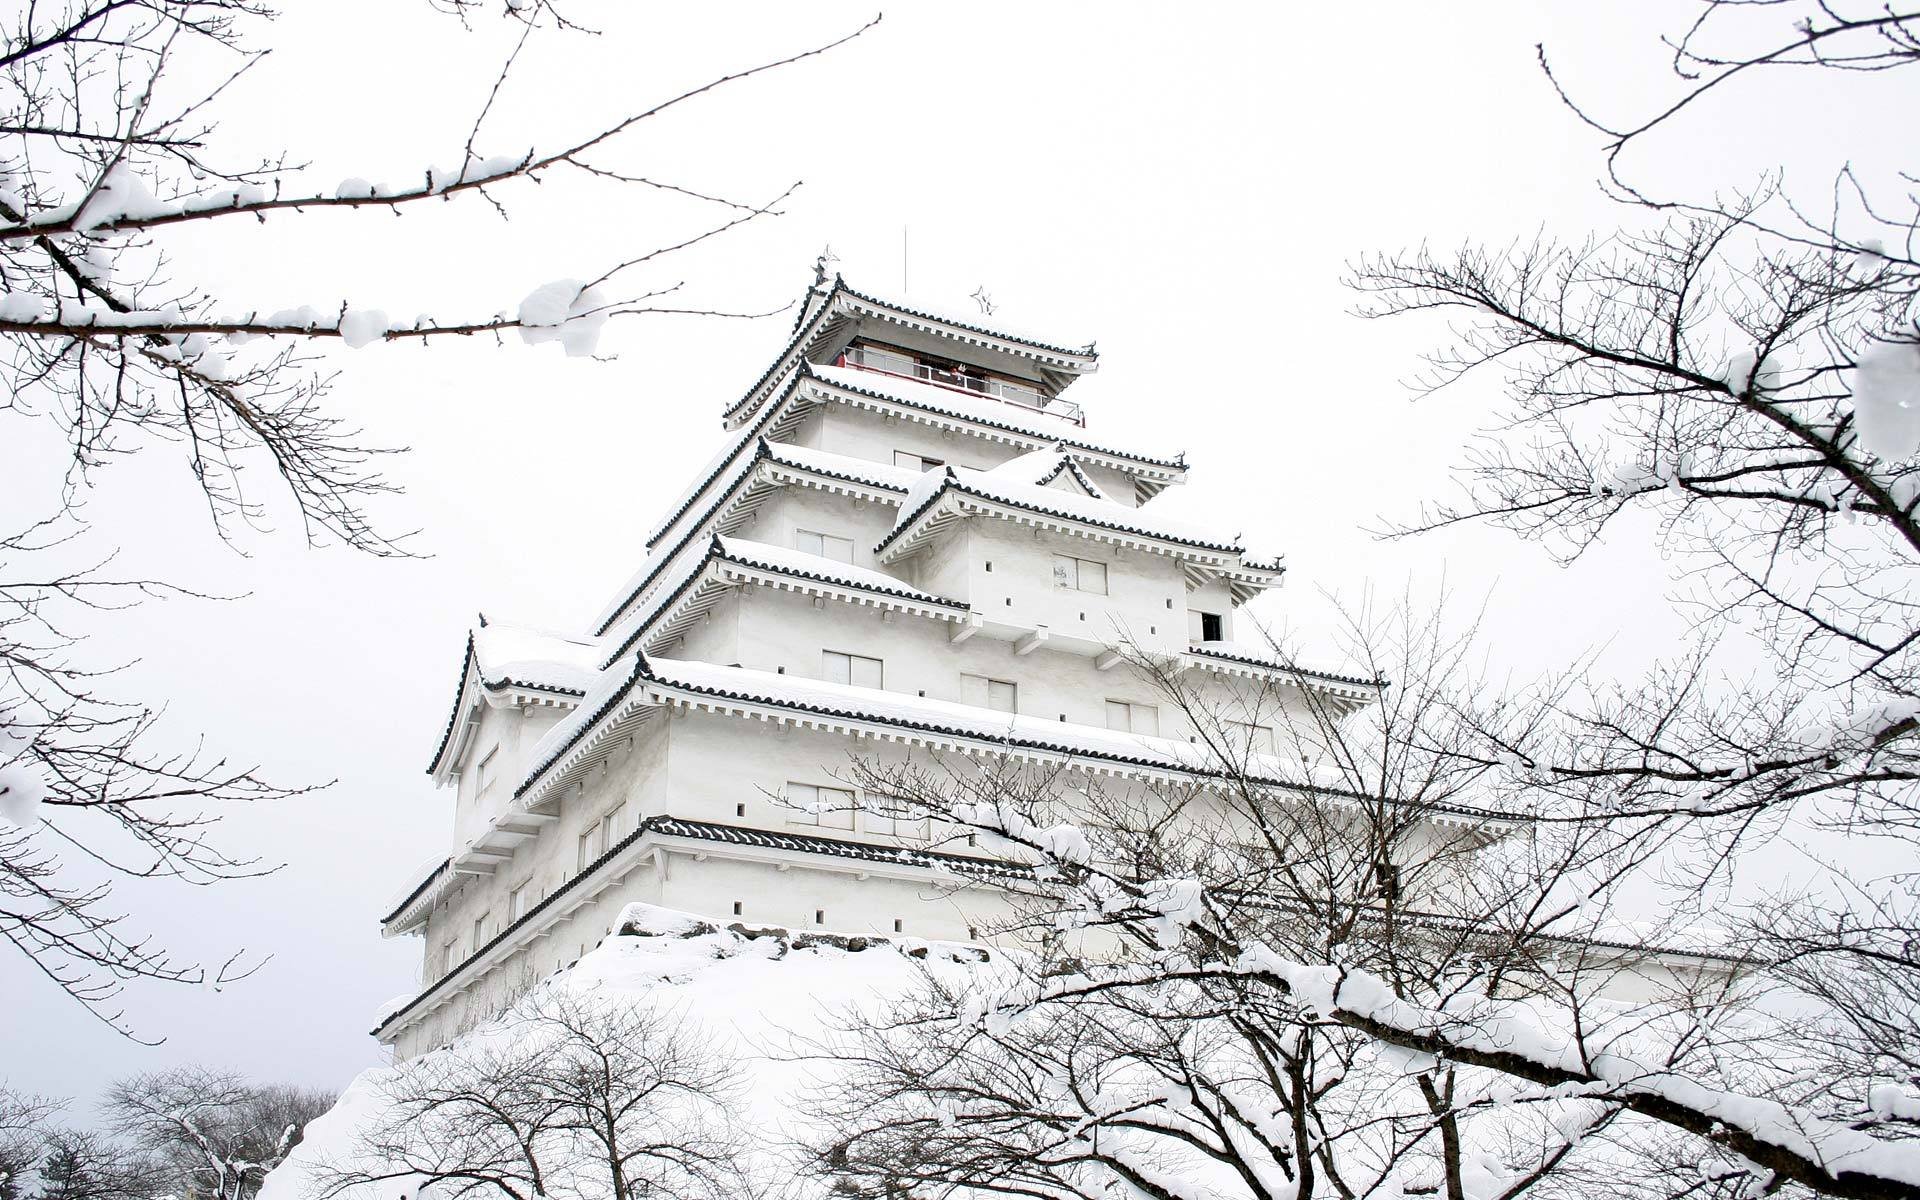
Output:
261,905,992,1200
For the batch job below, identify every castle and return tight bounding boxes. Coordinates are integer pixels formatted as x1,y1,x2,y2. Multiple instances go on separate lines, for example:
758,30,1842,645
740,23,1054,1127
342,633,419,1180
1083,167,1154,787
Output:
372,274,1391,1058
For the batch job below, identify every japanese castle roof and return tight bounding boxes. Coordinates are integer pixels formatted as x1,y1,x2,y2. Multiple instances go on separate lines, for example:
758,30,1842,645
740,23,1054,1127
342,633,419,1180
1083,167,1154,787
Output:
424,622,604,779
722,276,1098,429
511,653,1507,826
635,362,1184,577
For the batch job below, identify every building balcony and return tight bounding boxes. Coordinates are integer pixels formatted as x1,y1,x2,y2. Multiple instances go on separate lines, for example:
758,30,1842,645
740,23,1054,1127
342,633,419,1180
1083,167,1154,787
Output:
836,344,1085,427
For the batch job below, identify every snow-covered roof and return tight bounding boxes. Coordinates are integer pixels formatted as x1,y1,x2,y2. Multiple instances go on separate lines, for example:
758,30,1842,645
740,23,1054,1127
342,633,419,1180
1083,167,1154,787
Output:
834,280,1099,365
598,534,969,666
713,536,963,608
884,464,1241,554
472,622,602,694
366,824,1009,1039
806,364,1184,475
512,654,1508,825
424,623,604,779
596,439,919,638
378,856,452,935
878,466,1283,607
722,277,1097,432
1186,642,1385,698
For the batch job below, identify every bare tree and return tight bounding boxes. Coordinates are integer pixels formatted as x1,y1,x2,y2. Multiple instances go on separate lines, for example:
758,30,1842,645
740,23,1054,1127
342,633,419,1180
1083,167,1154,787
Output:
807,601,1776,1200
0,0,872,1032
106,1067,333,1200
318,985,752,1200
0,1090,62,1200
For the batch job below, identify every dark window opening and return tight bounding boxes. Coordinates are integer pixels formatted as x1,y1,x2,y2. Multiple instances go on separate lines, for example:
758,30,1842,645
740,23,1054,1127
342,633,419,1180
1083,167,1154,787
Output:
1201,612,1224,642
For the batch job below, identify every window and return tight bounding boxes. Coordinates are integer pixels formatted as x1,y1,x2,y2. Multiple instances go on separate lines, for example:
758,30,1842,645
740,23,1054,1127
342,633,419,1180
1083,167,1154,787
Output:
893,450,944,471
508,884,528,923
475,745,499,799
1053,554,1108,594
824,650,884,689
578,822,601,871
1105,700,1160,736
604,801,627,842
788,782,855,830
795,528,855,563
1188,609,1225,642
960,674,1018,714
442,940,458,976
1231,721,1277,757
864,795,931,839
472,913,489,953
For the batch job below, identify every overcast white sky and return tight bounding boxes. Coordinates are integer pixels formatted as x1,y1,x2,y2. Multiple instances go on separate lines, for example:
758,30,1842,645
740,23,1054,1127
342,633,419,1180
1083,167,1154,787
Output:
2,0,1906,1106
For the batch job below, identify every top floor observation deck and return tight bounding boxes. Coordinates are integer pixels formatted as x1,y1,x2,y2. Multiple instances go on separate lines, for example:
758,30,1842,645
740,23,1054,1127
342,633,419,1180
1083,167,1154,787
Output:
833,341,1086,428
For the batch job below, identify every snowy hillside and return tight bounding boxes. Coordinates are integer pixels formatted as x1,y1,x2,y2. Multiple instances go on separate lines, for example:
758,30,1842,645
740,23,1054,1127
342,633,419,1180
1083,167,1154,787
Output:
262,904,993,1200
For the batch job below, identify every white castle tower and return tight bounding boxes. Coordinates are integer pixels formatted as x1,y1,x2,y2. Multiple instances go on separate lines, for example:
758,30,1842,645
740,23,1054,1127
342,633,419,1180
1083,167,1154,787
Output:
373,274,1386,1058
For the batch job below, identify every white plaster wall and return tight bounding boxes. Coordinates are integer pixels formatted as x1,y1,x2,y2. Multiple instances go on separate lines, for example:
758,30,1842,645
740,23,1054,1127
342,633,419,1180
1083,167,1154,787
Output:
450,702,566,848
747,485,897,570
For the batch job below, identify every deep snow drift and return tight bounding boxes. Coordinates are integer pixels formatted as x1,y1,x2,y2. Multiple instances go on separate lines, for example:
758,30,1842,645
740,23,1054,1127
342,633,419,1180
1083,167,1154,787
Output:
260,904,990,1200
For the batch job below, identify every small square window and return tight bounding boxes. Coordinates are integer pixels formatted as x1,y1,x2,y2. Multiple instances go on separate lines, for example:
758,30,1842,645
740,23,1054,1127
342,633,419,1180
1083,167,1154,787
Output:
1232,721,1277,756
795,528,855,563
1105,700,1160,736
788,782,855,830
961,674,1017,714
1053,554,1108,594
824,650,884,689
1189,609,1225,642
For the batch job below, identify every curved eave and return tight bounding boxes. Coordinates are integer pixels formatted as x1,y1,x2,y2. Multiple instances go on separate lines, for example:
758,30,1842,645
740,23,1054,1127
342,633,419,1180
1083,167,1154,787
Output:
515,656,1515,826
833,283,1098,371
724,278,1098,431
599,440,913,641
876,482,1276,598
1182,647,1383,704
425,635,482,778
372,814,1017,1041
426,639,587,786
380,859,451,936
798,372,1186,486
1185,645,1384,696
606,536,971,666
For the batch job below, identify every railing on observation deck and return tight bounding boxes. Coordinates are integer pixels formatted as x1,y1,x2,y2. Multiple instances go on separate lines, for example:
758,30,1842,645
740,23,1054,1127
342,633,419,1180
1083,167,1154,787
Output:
836,344,1085,427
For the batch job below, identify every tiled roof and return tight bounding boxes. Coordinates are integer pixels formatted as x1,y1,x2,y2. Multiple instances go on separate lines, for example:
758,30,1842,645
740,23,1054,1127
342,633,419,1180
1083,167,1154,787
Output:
807,365,1185,472
835,281,1098,363
372,813,1015,1037
881,469,1250,559
1187,644,1383,691
596,439,914,640
380,858,451,927
511,655,1511,823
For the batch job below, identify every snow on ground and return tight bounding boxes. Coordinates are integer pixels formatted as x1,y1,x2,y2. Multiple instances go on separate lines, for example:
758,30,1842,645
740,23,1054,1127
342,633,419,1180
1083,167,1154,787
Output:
261,904,992,1200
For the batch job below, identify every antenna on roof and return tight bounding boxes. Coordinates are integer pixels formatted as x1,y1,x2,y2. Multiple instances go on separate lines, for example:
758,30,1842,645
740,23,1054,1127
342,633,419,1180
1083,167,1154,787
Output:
971,286,996,316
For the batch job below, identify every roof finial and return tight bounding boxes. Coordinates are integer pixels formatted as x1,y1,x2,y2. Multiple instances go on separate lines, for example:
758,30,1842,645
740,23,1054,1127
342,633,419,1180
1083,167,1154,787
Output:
970,285,996,316
476,610,489,628
813,244,839,289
